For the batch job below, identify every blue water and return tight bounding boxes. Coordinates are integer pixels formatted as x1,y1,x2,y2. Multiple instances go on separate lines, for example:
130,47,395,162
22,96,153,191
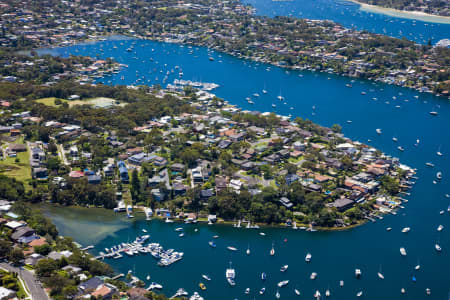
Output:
245,0,450,44
40,38,450,299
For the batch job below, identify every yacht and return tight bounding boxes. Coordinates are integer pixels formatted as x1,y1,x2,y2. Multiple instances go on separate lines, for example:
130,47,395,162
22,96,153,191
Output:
305,252,312,262
278,280,289,288
401,227,410,233
259,287,266,295
355,269,362,278
339,280,344,287
227,246,238,251
357,291,363,297
202,274,211,281
378,272,384,279
386,227,392,231
280,265,288,272
189,292,204,300
226,262,236,286
429,111,438,116
400,247,407,256
398,146,404,152
425,162,435,167
436,172,442,180
270,243,275,256
245,287,250,294
310,272,318,280
147,282,163,290
376,128,382,134
208,241,216,248
314,290,321,299
435,244,441,252
437,225,444,232
253,93,260,97
392,137,398,142
172,288,188,298
261,272,267,280
262,89,268,94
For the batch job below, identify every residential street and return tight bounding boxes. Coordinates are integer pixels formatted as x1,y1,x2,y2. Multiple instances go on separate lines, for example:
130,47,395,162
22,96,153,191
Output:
0,262,49,300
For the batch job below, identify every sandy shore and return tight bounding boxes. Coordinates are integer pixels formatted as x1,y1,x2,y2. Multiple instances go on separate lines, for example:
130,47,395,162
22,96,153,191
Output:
348,0,450,24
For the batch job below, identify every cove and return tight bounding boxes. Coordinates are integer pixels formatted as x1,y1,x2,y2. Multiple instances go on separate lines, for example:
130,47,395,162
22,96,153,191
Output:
40,38,449,299
244,0,450,44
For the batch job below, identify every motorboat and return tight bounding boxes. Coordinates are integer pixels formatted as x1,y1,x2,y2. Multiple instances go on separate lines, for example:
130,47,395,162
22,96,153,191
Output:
245,287,250,294
386,227,392,231
199,283,206,290
425,162,435,167
398,146,404,152
400,247,407,256
378,272,384,279
294,288,300,295
280,265,288,272
435,244,441,252
259,287,266,295
339,280,344,287
437,225,444,232
436,172,442,180
401,288,406,294
310,272,317,280
275,289,280,299
147,282,163,290
325,289,330,297
426,288,431,295
357,291,363,297
226,262,236,286
172,288,188,298
401,227,410,233
270,243,275,256
227,246,238,251
189,292,204,300
429,111,438,116
355,269,362,278
278,280,289,288
376,128,382,134
208,241,216,248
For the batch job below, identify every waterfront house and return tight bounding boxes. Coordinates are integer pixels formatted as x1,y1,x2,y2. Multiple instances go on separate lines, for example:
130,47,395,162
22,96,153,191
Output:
11,226,35,243
332,198,355,211
279,197,293,208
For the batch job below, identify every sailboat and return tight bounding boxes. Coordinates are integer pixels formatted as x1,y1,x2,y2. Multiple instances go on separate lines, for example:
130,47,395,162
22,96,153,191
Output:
378,265,384,279
415,258,420,270
294,285,300,296
437,146,443,156
305,252,312,262
275,289,280,299
246,244,250,255
277,89,284,101
270,242,275,256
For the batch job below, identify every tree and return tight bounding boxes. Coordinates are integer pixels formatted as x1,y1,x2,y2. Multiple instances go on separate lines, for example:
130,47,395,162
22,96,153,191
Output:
9,248,24,265
0,240,12,258
131,169,140,203
331,124,342,133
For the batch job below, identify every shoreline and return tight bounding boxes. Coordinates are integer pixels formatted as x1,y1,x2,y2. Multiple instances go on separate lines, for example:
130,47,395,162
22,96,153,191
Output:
348,0,450,24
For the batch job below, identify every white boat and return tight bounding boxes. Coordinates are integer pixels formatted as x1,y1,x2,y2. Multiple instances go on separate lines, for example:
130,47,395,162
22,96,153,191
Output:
146,275,150,280
392,137,398,142
189,292,204,300
278,280,289,288
400,247,407,256
401,227,410,233
357,291,363,297
280,265,288,272
378,272,384,279
355,269,362,278
436,172,442,180
426,288,431,295
386,227,392,231
401,288,406,294
172,288,188,298
310,272,317,280
246,245,250,255
314,290,321,299
202,274,211,281
415,264,420,270
435,244,441,252
270,243,275,256
227,246,238,251
294,288,300,295
376,128,382,134
325,289,330,297
226,262,236,286
259,232,266,236
175,227,183,231
259,287,266,295
305,253,312,262
261,272,267,280
437,225,444,232
339,280,344,287
147,282,163,290
425,162,435,167
275,289,280,299
178,233,184,237
245,287,250,294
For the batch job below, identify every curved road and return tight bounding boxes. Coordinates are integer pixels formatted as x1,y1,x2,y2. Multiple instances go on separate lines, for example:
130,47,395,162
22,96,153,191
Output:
0,262,49,300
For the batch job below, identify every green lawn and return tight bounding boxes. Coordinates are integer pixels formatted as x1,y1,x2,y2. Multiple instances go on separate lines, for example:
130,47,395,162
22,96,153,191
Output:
0,138,31,183
288,155,304,164
35,97,68,107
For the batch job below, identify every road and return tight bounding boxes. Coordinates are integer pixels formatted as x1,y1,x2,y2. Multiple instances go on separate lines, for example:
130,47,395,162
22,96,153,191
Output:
0,262,49,300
